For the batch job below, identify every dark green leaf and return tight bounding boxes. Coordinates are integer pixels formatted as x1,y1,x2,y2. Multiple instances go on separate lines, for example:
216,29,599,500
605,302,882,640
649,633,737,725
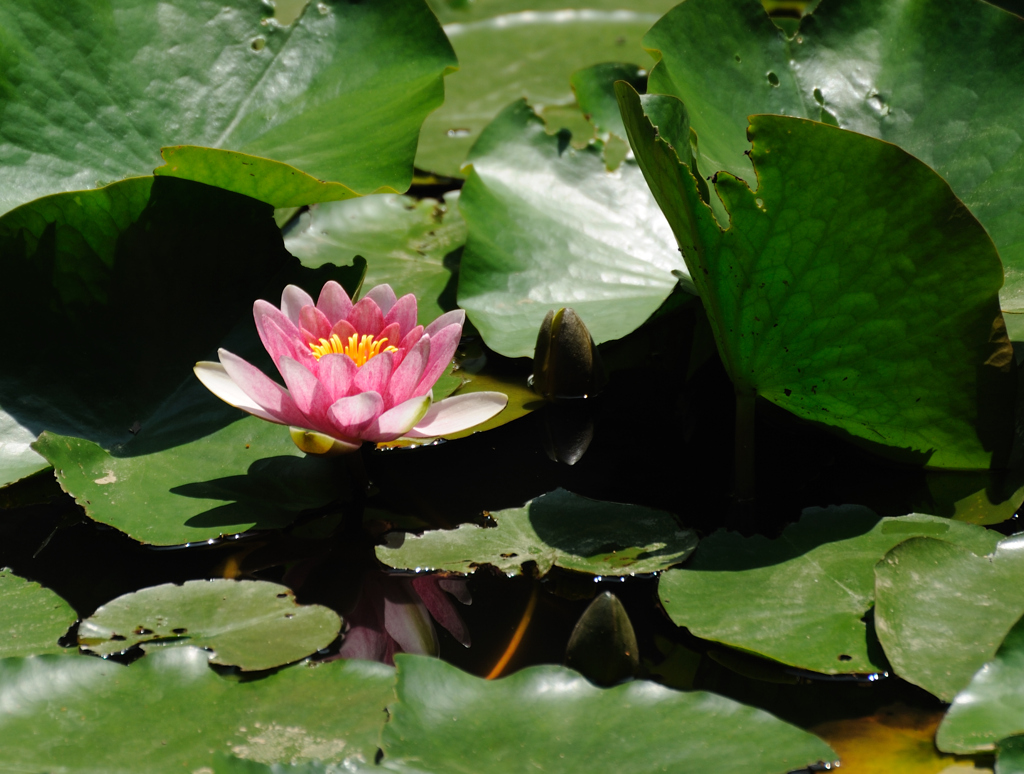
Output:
0,647,394,772
658,507,998,674
380,654,837,773
376,488,697,577
570,62,647,145
0,568,76,657
617,84,1015,468
458,99,690,358
999,736,1024,774
0,0,457,214
874,534,1024,701
78,580,341,670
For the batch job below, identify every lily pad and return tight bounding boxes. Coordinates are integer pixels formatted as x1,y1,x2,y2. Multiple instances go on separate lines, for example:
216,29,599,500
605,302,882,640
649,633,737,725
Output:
0,646,394,772
416,1,678,176
658,507,998,674
0,568,76,657
874,534,1024,701
937,614,1024,754
380,653,837,773
617,84,1015,468
642,0,1024,326
999,737,1024,774
376,488,697,577
78,579,341,670
284,193,466,325
0,0,456,215
457,99,689,358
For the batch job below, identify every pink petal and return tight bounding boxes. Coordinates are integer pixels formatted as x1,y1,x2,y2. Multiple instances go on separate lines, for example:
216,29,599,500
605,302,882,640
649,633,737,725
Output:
405,392,507,438
385,337,429,408
336,574,390,663
415,323,462,396
281,285,315,325
425,309,465,337
328,392,383,437
378,322,401,351
439,578,472,605
194,361,286,424
412,576,471,647
299,305,332,341
330,318,358,344
215,350,307,426
354,351,393,395
348,297,385,336
397,325,425,353
364,284,398,315
317,353,358,399
278,357,332,424
383,578,438,657
255,299,300,347
364,394,432,442
384,294,418,338
317,280,353,324
262,317,318,372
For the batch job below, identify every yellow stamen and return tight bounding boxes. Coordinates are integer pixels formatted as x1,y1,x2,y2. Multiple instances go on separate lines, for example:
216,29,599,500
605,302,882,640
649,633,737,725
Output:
309,332,397,366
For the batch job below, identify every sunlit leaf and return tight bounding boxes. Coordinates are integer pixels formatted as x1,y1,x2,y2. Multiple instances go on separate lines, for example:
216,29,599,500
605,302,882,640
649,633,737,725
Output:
0,568,76,657
376,488,697,577
658,507,998,674
379,654,837,773
78,580,341,670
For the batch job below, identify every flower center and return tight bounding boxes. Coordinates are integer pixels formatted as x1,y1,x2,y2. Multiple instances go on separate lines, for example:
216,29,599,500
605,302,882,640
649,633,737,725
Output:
309,333,397,366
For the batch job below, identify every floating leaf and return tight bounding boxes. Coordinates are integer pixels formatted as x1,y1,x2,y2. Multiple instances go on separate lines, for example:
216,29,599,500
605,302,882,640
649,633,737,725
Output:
658,507,998,674
617,84,1015,468
376,488,697,577
0,0,457,214
458,99,689,358
0,647,394,772
0,568,76,657
642,0,1024,327
78,580,341,670
380,654,836,773
875,534,1024,701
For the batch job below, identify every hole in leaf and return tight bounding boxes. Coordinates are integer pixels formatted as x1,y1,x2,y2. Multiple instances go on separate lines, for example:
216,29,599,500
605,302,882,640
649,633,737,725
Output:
838,654,852,661
172,628,188,635
767,72,780,87
251,37,266,51
813,87,825,105
133,627,154,636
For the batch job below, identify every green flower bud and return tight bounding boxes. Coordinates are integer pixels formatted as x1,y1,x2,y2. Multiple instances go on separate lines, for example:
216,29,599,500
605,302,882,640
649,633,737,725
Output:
565,592,639,686
531,308,607,401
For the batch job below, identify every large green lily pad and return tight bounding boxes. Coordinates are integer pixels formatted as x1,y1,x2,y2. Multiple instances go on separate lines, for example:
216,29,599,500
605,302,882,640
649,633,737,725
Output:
0,568,76,657
376,488,697,577
874,534,1024,701
617,84,1015,468
78,580,341,670
658,507,998,674
380,654,836,773
937,614,1024,754
0,0,456,215
0,647,394,772
457,99,689,358
284,193,466,326
416,0,678,176
642,0,1024,329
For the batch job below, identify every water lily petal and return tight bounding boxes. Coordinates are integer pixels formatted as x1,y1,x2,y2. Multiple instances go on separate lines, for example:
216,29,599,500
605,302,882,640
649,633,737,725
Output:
425,309,465,337
416,323,462,396
317,352,358,399
405,392,508,438
349,296,385,336
397,324,425,353
215,349,307,426
328,392,383,437
278,357,333,423
384,293,418,339
193,362,285,424
366,394,432,441
412,576,471,648
383,579,438,657
330,318,358,345
317,280,353,324
281,285,315,326
289,427,361,455
261,316,318,372
386,337,429,408
299,304,332,342
354,350,394,395
439,578,472,605
364,284,398,316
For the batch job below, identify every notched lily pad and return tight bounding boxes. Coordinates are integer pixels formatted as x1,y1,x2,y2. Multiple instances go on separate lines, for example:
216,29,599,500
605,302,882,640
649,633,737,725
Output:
78,579,341,671
0,568,77,657
376,488,696,577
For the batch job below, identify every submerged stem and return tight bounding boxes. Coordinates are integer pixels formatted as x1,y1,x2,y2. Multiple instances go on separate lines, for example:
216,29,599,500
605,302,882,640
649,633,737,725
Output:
734,388,756,502
486,584,539,679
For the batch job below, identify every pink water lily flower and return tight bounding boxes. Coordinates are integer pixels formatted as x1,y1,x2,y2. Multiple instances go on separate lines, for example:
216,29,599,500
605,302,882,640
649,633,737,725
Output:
194,282,507,453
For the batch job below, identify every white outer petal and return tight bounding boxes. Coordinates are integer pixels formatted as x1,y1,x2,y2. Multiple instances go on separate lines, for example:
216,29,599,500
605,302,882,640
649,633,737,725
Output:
194,362,283,423
405,392,508,438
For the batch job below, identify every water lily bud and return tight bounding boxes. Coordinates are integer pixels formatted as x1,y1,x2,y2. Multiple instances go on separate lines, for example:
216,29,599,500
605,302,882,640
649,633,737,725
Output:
531,308,607,400
541,403,595,466
565,591,639,686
